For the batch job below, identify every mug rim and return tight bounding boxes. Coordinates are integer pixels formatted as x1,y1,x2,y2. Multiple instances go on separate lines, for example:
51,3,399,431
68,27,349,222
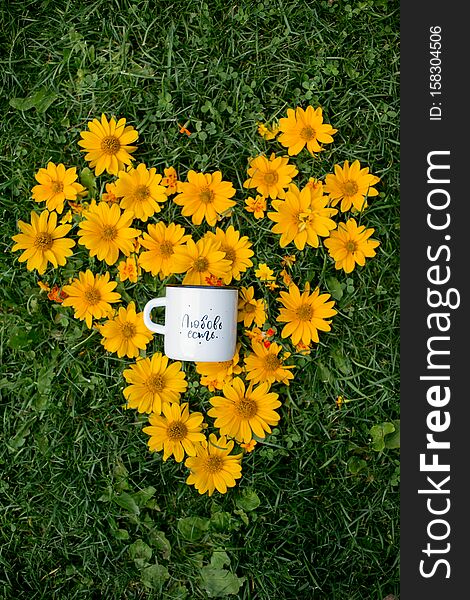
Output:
166,284,238,291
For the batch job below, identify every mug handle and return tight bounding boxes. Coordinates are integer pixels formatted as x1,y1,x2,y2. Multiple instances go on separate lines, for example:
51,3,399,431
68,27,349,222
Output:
143,298,166,335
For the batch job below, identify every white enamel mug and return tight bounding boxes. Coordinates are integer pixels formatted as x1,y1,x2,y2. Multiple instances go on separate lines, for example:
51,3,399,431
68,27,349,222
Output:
143,284,238,362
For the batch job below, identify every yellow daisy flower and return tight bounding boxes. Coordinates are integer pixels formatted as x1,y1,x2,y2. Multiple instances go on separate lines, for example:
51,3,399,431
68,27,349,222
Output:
278,105,337,155
161,166,179,195
237,286,267,327
244,341,295,386
77,201,140,266
172,237,231,286
240,439,257,453
185,433,243,496
138,222,191,278
173,170,236,226
12,210,75,275
323,218,380,273
62,270,121,328
123,352,188,414
78,113,139,176
254,263,276,281
204,225,254,284
208,377,281,443
243,153,298,200
244,195,267,219
99,301,153,358
118,256,140,282
142,402,205,463
276,283,337,346
196,343,243,390
257,122,280,140
31,162,85,214
268,183,337,250
324,160,380,212
101,182,119,204
114,163,167,221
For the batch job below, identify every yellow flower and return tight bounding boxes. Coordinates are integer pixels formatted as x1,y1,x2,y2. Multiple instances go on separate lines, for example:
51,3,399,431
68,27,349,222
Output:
115,163,167,221
172,237,231,286
208,377,281,443
12,210,75,275
305,177,324,196
62,270,121,328
101,182,119,203
99,301,153,358
277,283,337,346
294,341,311,355
324,160,380,212
185,433,243,496
78,113,139,176
244,195,267,219
244,341,295,386
204,225,254,284
123,353,188,414
77,201,140,266
161,166,179,195
138,222,191,278
173,170,236,226
254,263,276,281
268,183,337,250
240,439,257,453
37,280,51,292
118,256,140,282
237,286,267,328
243,153,298,200
142,403,205,462
257,122,280,140
278,105,337,155
281,254,296,268
280,269,294,287
196,344,242,390
31,162,85,214
60,210,73,224
323,218,380,273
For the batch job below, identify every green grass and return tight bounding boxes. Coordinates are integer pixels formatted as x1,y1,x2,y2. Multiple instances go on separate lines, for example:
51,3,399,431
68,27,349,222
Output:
0,1,399,598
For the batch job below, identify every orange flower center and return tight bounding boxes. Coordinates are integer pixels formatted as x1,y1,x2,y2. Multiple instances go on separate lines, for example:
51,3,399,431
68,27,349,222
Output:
133,185,151,201
345,240,358,253
146,373,165,393
295,303,314,321
101,136,121,155
167,420,188,441
51,181,64,193
194,257,209,272
84,286,101,305
263,171,279,185
235,397,258,419
264,354,281,371
199,187,215,204
204,455,224,473
121,322,137,339
159,240,174,258
343,180,359,196
222,246,236,263
300,126,316,141
34,233,53,250
102,226,118,240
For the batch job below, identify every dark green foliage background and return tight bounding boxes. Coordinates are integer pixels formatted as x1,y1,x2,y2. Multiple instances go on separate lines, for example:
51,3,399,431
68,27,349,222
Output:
0,1,399,598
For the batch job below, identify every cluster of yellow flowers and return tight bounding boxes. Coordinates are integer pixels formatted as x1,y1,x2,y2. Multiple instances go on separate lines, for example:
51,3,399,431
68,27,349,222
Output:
11,107,381,496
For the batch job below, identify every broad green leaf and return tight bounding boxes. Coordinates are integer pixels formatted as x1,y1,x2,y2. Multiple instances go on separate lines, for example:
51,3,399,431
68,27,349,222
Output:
113,529,129,540
177,516,210,542
80,167,97,195
133,486,157,508
210,550,230,569
331,349,352,375
148,529,171,560
369,422,395,452
140,563,170,590
326,276,344,301
113,491,140,515
235,489,260,512
200,566,245,598
317,361,333,383
384,419,400,449
129,539,152,563
347,456,367,475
